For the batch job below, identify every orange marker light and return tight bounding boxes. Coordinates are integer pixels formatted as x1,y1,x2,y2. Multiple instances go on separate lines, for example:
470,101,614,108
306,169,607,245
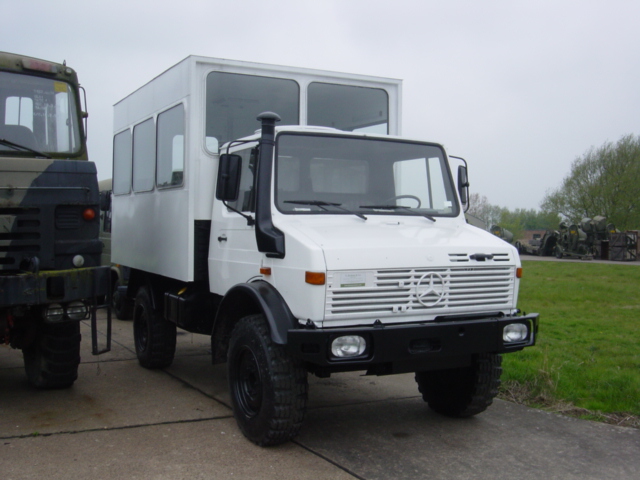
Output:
516,268,523,278
82,208,96,221
260,267,272,276
305,271,326,285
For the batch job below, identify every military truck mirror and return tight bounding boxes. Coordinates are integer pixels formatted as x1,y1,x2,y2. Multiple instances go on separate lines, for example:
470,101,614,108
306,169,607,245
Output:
99,190,111,211
457,165,469,207
216,154,242,201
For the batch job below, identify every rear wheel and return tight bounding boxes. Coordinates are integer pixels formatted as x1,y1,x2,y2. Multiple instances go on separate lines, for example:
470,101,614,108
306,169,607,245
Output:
23,319,81,389
133,286,176,368
415,353,502,418
228,314,308,446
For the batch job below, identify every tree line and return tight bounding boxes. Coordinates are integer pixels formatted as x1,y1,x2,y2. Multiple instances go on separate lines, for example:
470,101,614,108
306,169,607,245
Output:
541,134,639,231
467,133,639,237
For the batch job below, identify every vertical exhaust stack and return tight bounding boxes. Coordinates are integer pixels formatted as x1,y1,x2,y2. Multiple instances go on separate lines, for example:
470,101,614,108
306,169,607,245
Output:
254,112,285,258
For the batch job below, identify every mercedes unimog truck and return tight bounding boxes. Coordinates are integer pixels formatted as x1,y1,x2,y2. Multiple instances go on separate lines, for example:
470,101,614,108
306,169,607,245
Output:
0,52,110,389
111,56,538,446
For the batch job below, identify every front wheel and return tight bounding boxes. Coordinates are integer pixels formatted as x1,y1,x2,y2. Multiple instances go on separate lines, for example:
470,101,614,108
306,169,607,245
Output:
228,315,308,446
415,353,502,418
133,286,176,368
23,320,81,389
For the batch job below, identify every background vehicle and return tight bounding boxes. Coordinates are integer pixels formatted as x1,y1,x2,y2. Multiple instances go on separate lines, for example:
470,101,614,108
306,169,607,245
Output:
98,178,132,320
0,52,110,388
111,56,538,445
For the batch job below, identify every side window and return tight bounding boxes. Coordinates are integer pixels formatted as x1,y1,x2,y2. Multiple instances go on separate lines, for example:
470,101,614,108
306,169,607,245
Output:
156,104,185,188
307,82,388,134
228,147,257,212
113,130,132,195
132,118,155,192
205,72,299,150
392,157,453,211
5,97,34,130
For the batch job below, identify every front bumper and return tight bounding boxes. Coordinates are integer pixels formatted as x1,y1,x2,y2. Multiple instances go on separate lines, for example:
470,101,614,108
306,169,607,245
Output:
287,313,539,374
0,265,110,308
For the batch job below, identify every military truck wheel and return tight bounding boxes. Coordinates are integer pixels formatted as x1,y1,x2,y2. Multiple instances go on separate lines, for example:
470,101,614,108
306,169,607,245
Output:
227,314,308,446
23,320,81,389
415,353,502,418
133,286,176,368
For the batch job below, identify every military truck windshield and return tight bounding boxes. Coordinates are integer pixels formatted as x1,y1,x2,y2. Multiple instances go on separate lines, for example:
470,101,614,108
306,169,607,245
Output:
0,71,81,155
275,133,458,217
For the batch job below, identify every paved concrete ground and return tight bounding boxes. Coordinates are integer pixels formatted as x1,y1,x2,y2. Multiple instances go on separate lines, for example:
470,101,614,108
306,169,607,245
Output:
1,316,639,480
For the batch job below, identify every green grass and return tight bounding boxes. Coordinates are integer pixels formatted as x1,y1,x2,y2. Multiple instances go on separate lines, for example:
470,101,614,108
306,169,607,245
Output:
500,260,640,426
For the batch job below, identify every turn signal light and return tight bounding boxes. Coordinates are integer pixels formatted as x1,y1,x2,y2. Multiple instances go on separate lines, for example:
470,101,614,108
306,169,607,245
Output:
305,271,326,285
516,268,523,278
82,208,96,221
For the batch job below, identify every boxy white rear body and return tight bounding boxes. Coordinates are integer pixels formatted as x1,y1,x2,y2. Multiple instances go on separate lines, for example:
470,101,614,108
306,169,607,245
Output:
112,56,402,285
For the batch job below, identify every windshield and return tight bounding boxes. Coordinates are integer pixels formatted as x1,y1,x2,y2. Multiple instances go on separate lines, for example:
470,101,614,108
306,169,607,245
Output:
0,71,82,155
275,133,459,217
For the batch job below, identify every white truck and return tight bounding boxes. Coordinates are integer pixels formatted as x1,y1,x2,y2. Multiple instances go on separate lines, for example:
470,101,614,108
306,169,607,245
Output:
111,56,538,446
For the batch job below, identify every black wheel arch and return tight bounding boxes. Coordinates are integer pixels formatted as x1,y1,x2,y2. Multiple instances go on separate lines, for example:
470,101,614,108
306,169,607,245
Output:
211,281,297,364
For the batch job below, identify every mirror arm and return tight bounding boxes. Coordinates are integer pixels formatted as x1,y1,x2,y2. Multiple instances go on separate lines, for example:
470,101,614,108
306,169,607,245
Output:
223,200,255,226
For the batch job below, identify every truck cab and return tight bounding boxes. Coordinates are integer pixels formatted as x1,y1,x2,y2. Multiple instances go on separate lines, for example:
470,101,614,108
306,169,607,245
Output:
0,52,110,389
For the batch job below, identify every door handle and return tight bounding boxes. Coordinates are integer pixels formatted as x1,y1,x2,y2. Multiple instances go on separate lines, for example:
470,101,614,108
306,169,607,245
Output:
218,235,227,242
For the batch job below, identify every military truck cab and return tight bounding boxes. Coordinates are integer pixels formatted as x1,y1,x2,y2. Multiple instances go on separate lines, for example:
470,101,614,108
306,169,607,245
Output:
0,52,110,389
112,56,538,446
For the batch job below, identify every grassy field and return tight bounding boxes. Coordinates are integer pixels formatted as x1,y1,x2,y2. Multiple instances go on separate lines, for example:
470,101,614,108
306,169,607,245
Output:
499,260,640,427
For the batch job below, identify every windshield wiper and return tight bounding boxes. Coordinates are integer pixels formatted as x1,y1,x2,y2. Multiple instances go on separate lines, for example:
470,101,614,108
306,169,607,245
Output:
284,200,367,220
0,138,52,159
359,204,436,222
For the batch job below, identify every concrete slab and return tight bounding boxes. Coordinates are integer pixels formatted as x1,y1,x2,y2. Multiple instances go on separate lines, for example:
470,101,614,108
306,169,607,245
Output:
299,397,640,480
0,358,230,438
0,419,355,480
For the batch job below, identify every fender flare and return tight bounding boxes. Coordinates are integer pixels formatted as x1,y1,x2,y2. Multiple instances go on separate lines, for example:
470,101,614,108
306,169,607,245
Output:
211,281,297,363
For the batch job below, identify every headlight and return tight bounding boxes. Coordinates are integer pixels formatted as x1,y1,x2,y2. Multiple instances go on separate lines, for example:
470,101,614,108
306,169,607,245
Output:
331,335,367,358
44,304,64,322
67,301,88,320
503,323,529,343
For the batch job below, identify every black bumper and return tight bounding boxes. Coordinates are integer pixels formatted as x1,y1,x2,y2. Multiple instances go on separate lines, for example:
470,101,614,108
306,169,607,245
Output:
0,265,110,308
286,313,539,374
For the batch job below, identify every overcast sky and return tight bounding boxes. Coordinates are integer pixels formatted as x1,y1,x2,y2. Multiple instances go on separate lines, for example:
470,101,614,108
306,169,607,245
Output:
4,0,639,210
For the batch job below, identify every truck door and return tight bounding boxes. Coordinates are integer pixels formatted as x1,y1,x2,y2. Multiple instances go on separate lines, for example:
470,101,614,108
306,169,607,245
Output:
209,147,262,294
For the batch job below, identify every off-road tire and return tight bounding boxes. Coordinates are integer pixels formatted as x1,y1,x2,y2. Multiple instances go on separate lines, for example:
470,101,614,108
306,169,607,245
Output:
23,320,81,389
228,314,308,446
415,353,502,418
133,286,176,368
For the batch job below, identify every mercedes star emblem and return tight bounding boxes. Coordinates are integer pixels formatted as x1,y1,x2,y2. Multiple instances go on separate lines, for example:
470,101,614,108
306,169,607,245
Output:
416,272,446,307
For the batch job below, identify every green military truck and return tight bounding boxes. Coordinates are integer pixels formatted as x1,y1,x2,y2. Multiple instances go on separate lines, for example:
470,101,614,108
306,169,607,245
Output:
0,52,110,388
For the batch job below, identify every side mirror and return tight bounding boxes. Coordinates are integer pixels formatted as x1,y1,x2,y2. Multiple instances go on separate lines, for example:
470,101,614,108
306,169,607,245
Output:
457,165,469,208
216,154,242,201
99,190,111,211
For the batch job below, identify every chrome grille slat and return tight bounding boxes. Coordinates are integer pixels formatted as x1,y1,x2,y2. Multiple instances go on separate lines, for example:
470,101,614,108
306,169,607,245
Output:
326,266,515,321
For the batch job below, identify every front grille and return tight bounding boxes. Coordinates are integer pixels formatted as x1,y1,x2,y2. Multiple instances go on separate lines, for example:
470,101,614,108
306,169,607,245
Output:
55,206,81,229
0,207,41,267
326,266,515,321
